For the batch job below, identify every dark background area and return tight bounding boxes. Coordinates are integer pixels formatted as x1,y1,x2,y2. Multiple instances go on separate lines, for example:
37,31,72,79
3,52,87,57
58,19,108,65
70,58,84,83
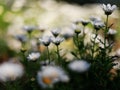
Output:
56,0,120,5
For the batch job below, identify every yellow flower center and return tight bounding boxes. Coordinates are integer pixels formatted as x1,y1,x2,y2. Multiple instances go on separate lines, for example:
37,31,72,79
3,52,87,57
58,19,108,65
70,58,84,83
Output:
42,77,52,85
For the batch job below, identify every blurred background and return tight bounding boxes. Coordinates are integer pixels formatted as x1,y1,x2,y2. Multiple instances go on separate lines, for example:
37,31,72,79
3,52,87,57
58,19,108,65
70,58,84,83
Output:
0,0,120,62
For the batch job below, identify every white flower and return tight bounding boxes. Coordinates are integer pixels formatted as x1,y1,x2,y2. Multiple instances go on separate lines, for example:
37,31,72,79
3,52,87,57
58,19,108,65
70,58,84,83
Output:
90,16,102,23
23,25,38,33
27,52,40,61
51,28,61,37
71,24,82,34
92,21,105,30
15,34,27,43
75,18,89,26
51,37,64,45
0,62,24,82
102,4,117,15
68,60,90,73
80,19,89,26
113,60,120,70
39,36,51,46
37,66,69,88
61,27,74,39
107,28,117,35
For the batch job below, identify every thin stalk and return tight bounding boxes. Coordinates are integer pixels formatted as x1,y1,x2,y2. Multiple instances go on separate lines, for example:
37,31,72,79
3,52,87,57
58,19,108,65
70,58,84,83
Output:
56,45,61,64
76,33,81,58
82,26,86,58
28,33,32,52
83,26,86,38
46,46,50,64
91,30,98,60
22,52,27,66
104,15,109,57
76,33,79,47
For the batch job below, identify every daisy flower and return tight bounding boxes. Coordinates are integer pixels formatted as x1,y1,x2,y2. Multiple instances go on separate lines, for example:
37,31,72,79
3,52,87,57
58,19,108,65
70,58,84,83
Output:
27,52,40,61
23,25,37,33
102,4,117,15
68,60,90,73
51,37,64,46
51,28,61,37
37,66,69,88
0,62,24,82
39,36,51,46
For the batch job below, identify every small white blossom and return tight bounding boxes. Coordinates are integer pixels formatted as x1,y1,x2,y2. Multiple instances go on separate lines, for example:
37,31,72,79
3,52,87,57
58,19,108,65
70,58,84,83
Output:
23,25,38,33
90,16,102,23
61,27,74,39
71,24,82,34
15,34,27,43
68,60,90,73
113,60,120,70
92,21,105,30
80,19,90,26
75,18,89,26
102,4,117,15
62,32,74,39
39,36,51,46
51,28,61,37
51,37,64,45
37,66,69,88
107,28,117,35
0,62,24,82
27,52,40,61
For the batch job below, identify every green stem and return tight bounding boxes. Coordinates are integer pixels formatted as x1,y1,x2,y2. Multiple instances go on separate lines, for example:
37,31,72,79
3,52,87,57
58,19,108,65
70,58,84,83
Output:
47,46,50,64
22,52,27,66
91,30,98,60
104,15,109,57
28,33,32,52
56,45,61,64
83,26,86,38
76,33,81,58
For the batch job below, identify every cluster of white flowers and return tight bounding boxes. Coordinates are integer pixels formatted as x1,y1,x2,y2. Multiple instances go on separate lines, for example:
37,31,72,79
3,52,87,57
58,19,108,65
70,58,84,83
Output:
0,62,24,82
37,65,69,88
1,2,118,89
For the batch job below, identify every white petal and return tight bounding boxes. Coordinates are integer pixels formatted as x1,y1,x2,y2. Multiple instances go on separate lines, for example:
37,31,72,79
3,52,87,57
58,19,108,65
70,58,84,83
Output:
112,5,117,10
